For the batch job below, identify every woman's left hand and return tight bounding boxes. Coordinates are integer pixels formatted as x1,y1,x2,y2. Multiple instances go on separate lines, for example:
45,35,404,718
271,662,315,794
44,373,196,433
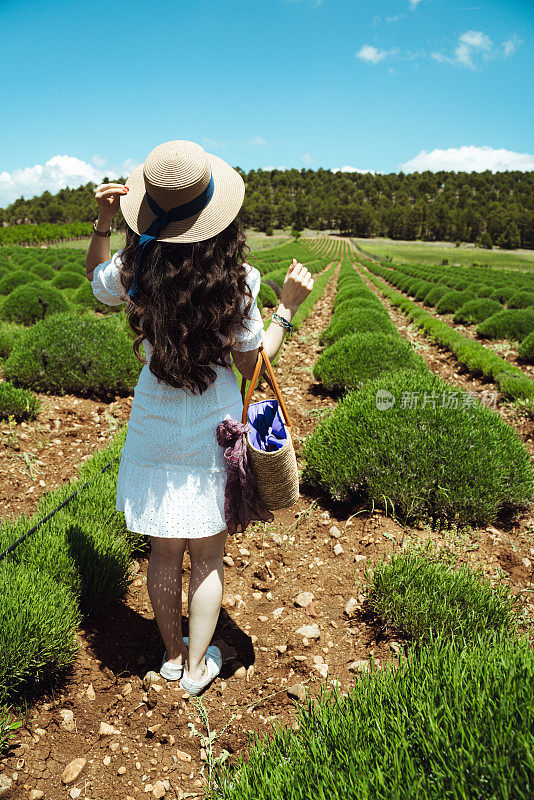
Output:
94,183,129,218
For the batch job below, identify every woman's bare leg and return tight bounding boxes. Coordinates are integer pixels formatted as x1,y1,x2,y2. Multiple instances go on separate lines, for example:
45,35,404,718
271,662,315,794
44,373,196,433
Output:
147,535,188,666
186,527,228,681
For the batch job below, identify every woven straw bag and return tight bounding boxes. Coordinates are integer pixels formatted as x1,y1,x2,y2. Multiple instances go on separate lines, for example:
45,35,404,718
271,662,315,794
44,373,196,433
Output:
240,344,300,510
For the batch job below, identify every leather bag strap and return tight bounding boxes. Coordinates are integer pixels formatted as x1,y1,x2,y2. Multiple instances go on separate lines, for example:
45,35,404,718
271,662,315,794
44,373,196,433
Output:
240,344,292,432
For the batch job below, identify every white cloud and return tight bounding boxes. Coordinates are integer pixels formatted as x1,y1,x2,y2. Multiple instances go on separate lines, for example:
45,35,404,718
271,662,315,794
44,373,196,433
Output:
357,44,391,64
0,154,139,207
502,35,522,57
409,0,423,8
332,166,380,174
399,145,534,173
249,136,268,147
431,29,502,69
302,153,314,165
203,137,228,149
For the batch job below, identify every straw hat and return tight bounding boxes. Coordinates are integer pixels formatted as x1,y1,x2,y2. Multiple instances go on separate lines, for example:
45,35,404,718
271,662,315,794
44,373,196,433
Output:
119,140,245,244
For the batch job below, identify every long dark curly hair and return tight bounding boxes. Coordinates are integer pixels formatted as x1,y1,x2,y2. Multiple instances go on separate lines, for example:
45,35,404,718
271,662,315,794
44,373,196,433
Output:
118,220,255,395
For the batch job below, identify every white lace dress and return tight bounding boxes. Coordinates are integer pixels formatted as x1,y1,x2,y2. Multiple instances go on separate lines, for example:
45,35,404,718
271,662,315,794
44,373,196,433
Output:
90,250,265,539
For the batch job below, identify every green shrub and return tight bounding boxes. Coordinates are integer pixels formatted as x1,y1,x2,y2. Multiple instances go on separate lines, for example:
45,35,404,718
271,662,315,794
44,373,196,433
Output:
313,333,426,391
0,322,25,359
3,311,143,397
496,371,534,403
0,561,82,706
258,282,278,308
472,282,495,298
211,631,534,800
436,290,476,314
333,285,376,309
0,380,40,421
50,269,85,290
368,544,522,647
0,282,69,325
508,291,534,309
477,308,534,343
423,286,448,307
261,277,282,298
414,282,434,302
453,298,503,325
302,369,533,526
518,331,534,364
0,270,41,296
490,286,518,304
72,280,118,313
319,306,395,347
28,262,55,281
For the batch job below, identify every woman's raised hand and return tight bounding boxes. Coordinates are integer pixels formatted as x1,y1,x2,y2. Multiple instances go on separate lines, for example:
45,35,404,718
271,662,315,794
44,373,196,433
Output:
280,258,314,312
94,183,129,219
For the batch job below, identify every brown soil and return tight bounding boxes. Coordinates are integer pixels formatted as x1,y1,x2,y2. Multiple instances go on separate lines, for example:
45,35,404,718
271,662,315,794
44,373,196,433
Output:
1,241,533,800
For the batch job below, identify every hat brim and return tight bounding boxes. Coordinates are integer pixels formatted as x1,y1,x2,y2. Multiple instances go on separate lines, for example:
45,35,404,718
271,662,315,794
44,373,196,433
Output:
119,152,245,244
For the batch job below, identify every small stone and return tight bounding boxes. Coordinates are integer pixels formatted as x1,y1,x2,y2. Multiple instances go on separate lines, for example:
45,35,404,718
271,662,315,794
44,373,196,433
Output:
314,663,329,678
390,641,402,655
86,683,96,700
147,724,162,737
522,557,531,569
61,757,87,785
296,623,320,639
99,722,121,737
252,592,262,600
223,555,234,567
29,792,44,800
295,591,314,607
312,655,324,664
234,665,247,678
353,554,367,563
143,671,161,690
287,683,306,702
331,679,342,690
333,543,344,556
329,526,341,538
69,790,82,800
273,607,284,619
348,660,370,673
103,755,111,765
246,664,255,681
239,547,251,556
121,683,132,696
344,597,359,616
258,615,269,622
276,644,287,654
223,593,237,608
118,766,127,774
152,780,166,798
59,708,75,731
294,655,307,661
176,749,192,762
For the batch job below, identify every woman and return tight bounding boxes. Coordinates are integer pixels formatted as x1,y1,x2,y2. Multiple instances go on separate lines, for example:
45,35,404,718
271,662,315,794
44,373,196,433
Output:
85,140,313,696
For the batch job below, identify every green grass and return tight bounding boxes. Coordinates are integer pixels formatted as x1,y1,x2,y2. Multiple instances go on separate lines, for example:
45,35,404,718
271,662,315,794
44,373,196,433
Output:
352,238,534,271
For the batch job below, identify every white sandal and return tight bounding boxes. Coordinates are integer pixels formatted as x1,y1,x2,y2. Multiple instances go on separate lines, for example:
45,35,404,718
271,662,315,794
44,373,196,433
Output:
179,645,222,696
160,636,189,680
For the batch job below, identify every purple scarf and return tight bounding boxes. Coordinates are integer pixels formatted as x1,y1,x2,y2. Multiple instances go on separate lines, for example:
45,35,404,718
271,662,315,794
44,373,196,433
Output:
216,419,274,534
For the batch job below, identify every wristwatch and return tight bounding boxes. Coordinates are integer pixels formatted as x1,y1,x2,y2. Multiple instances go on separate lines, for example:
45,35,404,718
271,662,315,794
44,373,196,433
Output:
93,219,112,237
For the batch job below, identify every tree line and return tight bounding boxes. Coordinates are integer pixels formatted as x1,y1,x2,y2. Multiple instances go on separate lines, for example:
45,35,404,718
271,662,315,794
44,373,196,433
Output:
1,168,533,249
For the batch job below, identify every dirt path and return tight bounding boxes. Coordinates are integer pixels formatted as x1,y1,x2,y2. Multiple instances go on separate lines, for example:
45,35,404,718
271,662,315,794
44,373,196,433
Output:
2,246,533,800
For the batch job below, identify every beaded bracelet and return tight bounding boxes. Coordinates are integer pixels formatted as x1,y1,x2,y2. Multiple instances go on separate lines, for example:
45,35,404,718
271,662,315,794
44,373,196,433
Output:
272,312,294,336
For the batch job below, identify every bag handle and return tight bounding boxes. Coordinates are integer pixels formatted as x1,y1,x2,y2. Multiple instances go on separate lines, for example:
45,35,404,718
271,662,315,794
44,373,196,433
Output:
240,344,293,432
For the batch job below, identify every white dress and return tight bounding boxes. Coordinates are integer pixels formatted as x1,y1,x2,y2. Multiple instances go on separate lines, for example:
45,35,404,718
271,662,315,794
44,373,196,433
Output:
90,250,265,539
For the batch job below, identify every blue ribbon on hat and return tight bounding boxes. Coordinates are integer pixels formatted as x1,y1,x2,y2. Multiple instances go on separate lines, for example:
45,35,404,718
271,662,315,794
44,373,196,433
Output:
128,174,215,299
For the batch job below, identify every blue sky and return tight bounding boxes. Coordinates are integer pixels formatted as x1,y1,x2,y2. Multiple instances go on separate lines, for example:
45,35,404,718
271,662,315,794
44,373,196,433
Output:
0,0,532,205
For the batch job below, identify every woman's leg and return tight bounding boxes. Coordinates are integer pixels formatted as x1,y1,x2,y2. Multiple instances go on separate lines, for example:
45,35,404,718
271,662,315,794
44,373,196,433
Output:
147,535,188,666
186,527,228,681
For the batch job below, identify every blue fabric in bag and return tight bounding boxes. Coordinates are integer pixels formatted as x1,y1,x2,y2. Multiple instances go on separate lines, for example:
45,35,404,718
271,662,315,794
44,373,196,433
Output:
246,399,287,452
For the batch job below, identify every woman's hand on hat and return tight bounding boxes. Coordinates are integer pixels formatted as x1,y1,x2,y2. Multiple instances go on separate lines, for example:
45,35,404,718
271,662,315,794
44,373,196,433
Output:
280,258,314,312
94,183,129,219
